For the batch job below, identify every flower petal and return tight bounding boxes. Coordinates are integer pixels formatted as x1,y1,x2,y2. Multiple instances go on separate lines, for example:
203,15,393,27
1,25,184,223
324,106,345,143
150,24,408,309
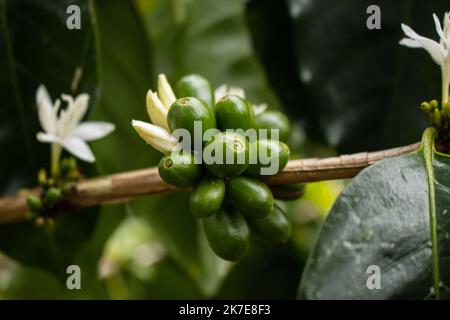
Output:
399,38,421,48
73,122,115,141
36,85,56,133
62,136,95,162
253,103,268,116
60,93,90,135
157,74,176,109
214,84,245,101
36,132,60,144
146,90,170,131
400,23,445,65
433,13,450,49
131,119,178,153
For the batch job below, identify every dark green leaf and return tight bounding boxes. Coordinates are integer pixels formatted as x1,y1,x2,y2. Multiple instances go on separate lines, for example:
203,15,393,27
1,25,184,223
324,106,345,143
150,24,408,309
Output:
247,0,448,152
0,0,99,278
0,0,98,193
299,128,450,299
139,0,279,107
0,207,98,280
89,0,158,174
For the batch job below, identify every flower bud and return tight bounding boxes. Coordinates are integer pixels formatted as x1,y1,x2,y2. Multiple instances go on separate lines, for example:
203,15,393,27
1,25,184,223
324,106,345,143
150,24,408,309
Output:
433,108,442,127
420,102,432,113
131,120,179,154
430,100,439,110
442,102,450,118
38,169,47,186
158,74,176,110
146,90,170,131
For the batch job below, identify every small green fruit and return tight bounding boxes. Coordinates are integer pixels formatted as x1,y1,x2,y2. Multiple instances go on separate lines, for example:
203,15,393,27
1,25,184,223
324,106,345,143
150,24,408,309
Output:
175,74,214,110
249,203,292,243
190,176,225,218
227,176,273,219
45,187,62,205
203,207,250,261
158,151,202,187
245,139,290,176
203,132,249,178
168,97,216,142
255,110,291,142
27,195,42,211
215,95,255,131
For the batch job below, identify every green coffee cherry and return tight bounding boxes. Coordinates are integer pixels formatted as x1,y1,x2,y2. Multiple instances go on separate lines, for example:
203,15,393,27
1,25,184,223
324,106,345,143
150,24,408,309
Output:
203,207,250,261
190,176,225,218
27,195,42,211
227,176,273,219
215,95,255,131
168,97,216,142
158,151,202,187
175,74,214,111
45,187,62,205
249,204,292,244
245,139,290,176
255,110,291,142
270,183,305,200
203,132,249,178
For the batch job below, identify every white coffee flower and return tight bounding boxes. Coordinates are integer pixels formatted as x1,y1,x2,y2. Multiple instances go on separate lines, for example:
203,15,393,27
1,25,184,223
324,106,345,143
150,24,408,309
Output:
131,120,179,153
134,74,180,153
36,84,115,163
146,74,177,132
146,89,171,131
214,84,246,101
157,74,177,109
400,12,450,103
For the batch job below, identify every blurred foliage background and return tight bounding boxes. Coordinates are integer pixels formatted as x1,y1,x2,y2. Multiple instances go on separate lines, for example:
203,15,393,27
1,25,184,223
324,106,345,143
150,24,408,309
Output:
2,0,443,299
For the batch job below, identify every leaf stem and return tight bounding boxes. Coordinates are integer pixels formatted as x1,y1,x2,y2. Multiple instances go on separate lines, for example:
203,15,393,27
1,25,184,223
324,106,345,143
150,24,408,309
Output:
421,127,440,300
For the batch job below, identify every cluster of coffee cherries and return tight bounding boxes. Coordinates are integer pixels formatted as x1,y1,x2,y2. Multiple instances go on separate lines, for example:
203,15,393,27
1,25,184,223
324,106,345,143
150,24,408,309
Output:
132,74,299,261
26,157,79,225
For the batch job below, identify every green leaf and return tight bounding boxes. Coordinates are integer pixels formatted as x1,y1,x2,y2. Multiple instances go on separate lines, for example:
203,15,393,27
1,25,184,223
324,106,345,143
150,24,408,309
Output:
0,0,99,193
299,128,450,299
0,207,98,280
0,0,100,277
89,0,159,174
246,0,448,152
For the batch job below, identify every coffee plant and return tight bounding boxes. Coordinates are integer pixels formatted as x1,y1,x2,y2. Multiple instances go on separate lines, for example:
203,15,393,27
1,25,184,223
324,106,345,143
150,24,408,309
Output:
1,0,449,301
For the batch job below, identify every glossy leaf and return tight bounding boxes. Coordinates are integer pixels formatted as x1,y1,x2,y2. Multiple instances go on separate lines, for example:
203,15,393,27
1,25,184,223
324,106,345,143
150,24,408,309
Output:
247,0,448,152
299,128,450,299
138,0,279,107
0,0,99,277
0,0,98,193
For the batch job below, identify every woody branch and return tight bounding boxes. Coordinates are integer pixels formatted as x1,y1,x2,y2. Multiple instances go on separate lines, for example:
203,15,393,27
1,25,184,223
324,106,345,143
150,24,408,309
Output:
0,142,420,224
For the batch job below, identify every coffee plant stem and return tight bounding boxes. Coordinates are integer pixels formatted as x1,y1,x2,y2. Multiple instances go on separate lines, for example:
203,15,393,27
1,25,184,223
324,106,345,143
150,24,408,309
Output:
0,142,420,224
51,144,62,178
422,127,440,299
